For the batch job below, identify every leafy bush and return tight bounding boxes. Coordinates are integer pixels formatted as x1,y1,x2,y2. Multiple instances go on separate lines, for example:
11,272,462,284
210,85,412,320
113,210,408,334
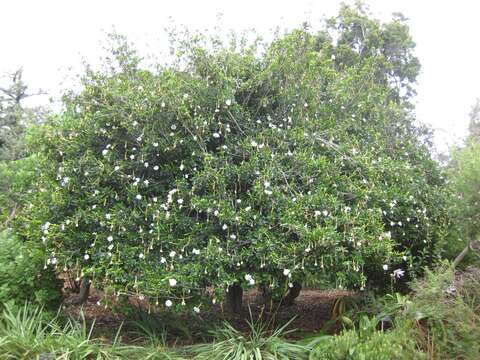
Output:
0,156,38,226
405,265,480,359
450,140,480,243
0,231,62,310
308,316,423,360
16,4,453,312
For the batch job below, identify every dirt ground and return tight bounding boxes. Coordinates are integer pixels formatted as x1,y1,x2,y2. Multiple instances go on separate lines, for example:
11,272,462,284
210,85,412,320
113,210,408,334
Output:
62,285,355,344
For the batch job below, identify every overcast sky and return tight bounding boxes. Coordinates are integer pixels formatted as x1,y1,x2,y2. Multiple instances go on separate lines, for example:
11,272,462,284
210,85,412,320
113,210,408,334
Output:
1,0,479,152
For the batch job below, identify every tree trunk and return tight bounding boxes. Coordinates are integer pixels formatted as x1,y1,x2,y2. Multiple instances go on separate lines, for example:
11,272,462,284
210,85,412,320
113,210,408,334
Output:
283,281,302,306
453,240,480,268
77,277,91,304
226,283,243,314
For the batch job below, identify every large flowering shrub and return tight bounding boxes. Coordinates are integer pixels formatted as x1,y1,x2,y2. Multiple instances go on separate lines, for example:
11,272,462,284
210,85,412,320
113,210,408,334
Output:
17,6,452,311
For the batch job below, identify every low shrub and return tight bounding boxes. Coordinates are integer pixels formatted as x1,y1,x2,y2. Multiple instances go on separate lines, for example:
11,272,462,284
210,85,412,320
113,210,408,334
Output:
0,231,62,310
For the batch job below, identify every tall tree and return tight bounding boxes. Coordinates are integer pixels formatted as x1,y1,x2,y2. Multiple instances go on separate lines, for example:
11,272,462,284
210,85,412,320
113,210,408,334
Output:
0,68,46,161
468,98,480,141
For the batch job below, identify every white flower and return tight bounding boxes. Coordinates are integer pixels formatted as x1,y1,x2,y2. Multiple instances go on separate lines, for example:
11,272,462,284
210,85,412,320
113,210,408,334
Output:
245,274,253,281
402,255,408,261
136,194,142,200
314,210,321,217
165,300,173,307
193,306,200,313
264,189,272,196
139,253,145,259
392,268,405,279
130,154,135,160
192,248,200,255
107,235,113,242
171,124,177,130
264,181,271,188
84,254,90,260
144,162,149,168
102,149,108,156
249,278,255,285
160,257,166,263
114,166,120,171
383,264,389,271
169,278,177,287
213,132,220,138
108,244,114,251
153,165,159,171
179,164,185,171
177,198,184,205
251,140,258,147
225,99,232,106
222,224,228,230
153,142,159,147
106,213,111,220
169,251,176,258
161,102,166,108
283,269,291,276
322,210,329,217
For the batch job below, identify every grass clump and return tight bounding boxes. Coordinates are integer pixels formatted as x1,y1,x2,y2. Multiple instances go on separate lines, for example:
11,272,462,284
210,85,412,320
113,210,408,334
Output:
0,303,182,359
189,317,309,360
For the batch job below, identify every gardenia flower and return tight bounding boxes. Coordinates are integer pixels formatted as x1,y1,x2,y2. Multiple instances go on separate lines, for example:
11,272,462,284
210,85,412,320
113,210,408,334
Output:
192,248,200,255
225,99,232,106
107,235,113,242
213,132,220,138
102,149,108,156
169,251,176,258
139,253,144,259
169,278,177,287
193,306,200,313
153,165,159,171
153,142,159,147
245,274,253,281
165,300,173,307
84,254,89,260
383,264,389,271
283,269,291,276
136,194,142,200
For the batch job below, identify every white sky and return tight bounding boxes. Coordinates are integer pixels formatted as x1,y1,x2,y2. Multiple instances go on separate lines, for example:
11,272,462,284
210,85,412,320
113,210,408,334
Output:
1,0,479,152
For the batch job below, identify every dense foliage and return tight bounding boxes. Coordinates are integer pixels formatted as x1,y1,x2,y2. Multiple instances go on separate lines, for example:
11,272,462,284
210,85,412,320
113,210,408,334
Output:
0,231,62,310
16,5,453,311
450,140,480,242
